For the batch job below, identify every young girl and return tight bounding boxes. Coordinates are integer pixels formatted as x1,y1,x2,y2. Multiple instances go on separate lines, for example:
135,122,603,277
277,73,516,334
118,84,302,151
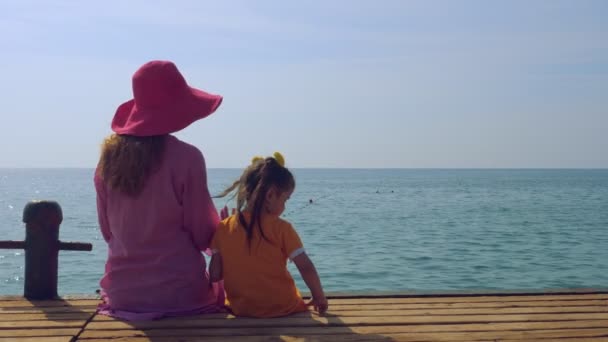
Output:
209,153,328,318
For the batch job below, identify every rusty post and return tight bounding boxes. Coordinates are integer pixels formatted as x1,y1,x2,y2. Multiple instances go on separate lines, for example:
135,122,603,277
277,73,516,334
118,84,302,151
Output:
22,200,63,299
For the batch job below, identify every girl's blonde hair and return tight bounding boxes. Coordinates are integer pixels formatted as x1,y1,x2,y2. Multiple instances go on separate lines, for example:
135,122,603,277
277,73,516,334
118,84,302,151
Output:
97,134,167,197
216,156,295,246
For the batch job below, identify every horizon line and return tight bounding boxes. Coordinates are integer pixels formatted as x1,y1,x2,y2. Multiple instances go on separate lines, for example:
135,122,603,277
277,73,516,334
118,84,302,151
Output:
1,167,607,170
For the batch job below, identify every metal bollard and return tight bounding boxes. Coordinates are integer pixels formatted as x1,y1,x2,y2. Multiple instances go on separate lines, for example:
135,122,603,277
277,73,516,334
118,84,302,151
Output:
0,200,92,300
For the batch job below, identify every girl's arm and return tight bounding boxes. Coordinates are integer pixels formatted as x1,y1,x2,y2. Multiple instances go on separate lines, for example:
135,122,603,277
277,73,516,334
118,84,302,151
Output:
209,253,223,283
293,253,328,314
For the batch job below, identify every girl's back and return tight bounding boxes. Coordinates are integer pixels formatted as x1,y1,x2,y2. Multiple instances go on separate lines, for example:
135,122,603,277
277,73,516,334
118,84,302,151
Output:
210,153,327,317
212,213,307,318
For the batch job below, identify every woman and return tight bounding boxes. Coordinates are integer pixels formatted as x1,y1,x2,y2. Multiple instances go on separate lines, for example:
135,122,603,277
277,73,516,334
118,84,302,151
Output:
94,60,223,320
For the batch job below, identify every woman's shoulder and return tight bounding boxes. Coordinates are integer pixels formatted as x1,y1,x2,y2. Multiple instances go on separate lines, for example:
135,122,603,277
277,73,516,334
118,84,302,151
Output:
166,135,203,156
165,135,206,168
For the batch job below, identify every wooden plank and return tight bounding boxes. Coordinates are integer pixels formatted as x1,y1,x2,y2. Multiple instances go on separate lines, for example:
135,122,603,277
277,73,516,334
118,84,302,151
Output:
72,338,476,342
322,290,608,298
326,294,608,304
0,299,99,308
0,306,97,314
327,299,608,310
78,320,608,338
0,320,86,329
0,338,72,342
76,328,608,342
0,328,80,338
308,305,608,316
361,329,608,340
84,313,608,330
0,296,30,301
0,312,94,321
77,336,426,342
505,339,608,342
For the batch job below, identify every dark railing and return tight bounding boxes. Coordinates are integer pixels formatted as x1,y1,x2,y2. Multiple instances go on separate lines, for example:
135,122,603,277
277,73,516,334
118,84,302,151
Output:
0,200,92,300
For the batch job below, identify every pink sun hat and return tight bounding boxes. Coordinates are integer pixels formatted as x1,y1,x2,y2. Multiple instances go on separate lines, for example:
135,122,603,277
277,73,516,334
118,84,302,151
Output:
111,60,223,136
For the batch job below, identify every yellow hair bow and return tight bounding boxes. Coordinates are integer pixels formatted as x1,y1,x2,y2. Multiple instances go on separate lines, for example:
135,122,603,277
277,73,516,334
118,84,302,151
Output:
273,152,285,167
250,152,285,167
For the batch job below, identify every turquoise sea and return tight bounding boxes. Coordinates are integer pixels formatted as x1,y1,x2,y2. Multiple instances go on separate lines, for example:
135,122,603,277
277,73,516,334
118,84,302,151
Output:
1,168,607,295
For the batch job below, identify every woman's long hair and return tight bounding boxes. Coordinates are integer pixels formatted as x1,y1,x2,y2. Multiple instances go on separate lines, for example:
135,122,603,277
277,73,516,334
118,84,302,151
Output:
97,134,167,197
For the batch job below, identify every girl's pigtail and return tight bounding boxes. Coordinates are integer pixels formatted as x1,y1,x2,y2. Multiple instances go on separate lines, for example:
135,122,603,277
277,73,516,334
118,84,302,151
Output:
213,179,240,199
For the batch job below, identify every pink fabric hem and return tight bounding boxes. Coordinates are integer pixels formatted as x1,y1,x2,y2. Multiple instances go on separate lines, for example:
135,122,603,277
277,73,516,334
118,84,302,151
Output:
97,302,223,321
97,281,226,321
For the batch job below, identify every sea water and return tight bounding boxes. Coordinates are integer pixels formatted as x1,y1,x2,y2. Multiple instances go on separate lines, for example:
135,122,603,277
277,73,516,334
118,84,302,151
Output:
1,168,607,295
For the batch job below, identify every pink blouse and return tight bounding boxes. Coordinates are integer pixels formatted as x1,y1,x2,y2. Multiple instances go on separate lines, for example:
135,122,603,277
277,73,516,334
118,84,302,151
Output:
94,135,223,320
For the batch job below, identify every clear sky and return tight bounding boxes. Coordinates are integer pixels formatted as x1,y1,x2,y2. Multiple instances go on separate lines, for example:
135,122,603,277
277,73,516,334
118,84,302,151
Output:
0,0,606,168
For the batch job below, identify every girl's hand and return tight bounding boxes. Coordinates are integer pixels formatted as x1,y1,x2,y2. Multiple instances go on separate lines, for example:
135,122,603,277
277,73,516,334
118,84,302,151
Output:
219,206,236,220
220,206,229,220
307,297,328,315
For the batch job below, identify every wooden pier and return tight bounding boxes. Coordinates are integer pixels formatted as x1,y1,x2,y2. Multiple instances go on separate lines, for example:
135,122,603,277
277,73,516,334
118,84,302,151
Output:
1,292,607,341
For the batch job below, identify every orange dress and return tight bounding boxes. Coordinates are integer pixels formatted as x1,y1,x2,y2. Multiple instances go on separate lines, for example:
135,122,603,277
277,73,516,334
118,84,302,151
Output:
211,213,308,317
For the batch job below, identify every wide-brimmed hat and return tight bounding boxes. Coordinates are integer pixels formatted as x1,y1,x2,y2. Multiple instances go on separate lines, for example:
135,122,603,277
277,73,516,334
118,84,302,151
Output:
111,60,222,136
